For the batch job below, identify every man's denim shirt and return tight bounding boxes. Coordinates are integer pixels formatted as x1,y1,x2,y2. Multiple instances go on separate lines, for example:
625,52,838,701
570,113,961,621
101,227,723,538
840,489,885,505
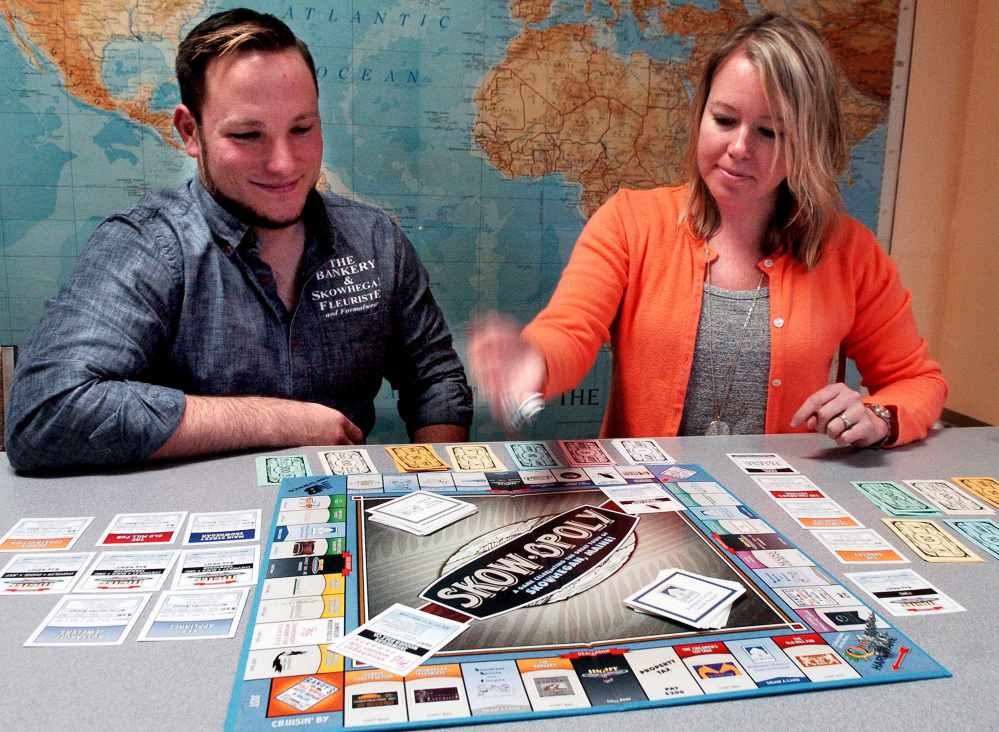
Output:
4,179,472,471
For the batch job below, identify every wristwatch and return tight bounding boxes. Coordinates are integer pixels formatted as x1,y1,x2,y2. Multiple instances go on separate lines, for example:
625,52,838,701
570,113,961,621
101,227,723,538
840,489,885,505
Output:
865,404,893,448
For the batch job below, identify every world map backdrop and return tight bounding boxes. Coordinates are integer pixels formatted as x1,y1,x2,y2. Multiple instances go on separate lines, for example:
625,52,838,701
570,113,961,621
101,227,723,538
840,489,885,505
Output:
0,0,903,441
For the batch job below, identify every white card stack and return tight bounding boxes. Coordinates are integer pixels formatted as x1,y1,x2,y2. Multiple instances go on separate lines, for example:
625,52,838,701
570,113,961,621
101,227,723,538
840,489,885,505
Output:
624,568,745,630
366,492,477,536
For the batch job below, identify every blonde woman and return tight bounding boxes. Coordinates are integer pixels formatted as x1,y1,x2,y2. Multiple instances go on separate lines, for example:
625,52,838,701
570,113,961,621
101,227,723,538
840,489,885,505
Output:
469,13,945,448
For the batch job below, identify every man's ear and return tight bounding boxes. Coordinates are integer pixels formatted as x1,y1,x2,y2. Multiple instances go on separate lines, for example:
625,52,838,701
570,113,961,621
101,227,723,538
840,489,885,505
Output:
173,104,201,159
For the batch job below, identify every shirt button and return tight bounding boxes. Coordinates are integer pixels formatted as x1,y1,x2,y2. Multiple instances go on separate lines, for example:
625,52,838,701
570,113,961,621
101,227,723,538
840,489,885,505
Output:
764,259,774,268
261,275,271,285
291,338,299,348
223,245,232,254
773,318,784,327
772,379,782,387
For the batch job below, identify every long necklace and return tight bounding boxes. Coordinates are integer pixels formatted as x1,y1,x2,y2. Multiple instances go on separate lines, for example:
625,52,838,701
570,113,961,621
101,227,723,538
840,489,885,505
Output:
704,241,765,436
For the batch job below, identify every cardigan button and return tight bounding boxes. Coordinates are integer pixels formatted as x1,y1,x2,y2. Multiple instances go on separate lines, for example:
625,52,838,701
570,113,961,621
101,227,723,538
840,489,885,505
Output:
763,258,774,268
771,379,782,387
773,318,784,327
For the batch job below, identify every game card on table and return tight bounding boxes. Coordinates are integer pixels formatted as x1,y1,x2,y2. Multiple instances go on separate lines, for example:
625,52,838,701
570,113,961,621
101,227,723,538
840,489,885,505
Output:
0,516,94,552
386,444,451,472
558,440,616,467
881,519,983,562
331,603,468,677
257,454,313,486
811,528,909,564
98,511,187,546
1,552,94,593
846,568,965,616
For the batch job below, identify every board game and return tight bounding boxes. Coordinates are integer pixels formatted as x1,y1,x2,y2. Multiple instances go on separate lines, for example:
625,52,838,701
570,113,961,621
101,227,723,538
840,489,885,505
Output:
225,443,949,731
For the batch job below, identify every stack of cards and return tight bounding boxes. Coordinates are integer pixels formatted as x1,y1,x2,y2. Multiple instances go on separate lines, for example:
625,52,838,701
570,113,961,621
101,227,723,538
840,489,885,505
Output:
624,568,745,630
366,493,477,536
851,481,940,517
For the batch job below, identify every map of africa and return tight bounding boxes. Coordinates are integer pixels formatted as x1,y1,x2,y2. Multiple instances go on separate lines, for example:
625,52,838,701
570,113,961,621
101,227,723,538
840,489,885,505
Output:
0,0,903,442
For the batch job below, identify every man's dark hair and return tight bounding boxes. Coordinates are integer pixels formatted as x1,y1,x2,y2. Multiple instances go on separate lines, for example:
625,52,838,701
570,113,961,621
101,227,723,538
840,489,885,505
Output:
176,8,318,120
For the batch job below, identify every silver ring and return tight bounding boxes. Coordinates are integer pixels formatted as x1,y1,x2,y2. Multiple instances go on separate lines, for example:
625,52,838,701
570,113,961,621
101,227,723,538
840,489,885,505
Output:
837,412,853,431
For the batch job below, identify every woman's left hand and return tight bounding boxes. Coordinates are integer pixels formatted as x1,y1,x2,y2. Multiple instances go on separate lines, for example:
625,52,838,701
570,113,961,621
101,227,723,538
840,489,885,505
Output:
791,383,889,447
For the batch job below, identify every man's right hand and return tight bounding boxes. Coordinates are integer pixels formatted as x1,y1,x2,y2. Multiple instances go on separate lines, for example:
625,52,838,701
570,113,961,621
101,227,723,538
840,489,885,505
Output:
150,395,363,461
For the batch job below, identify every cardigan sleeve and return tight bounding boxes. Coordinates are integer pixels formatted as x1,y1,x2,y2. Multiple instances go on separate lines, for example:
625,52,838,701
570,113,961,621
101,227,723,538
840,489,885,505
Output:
840,221,947,446
521,191,633,399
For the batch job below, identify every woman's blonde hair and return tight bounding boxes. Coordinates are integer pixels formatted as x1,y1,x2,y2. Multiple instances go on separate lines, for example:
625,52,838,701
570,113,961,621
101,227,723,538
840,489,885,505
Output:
682,13,848,269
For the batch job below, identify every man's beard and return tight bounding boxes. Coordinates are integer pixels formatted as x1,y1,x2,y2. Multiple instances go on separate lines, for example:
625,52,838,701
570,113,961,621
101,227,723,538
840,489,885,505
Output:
199,135,314,230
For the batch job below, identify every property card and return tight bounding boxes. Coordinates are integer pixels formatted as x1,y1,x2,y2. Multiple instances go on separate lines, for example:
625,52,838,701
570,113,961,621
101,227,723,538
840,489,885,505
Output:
846,569,966,616
518,470,557,489
851,481,940,517
25,593,150,646
75,550,178,592
244,646,338,680
558,440,615,467
950,477,999,510
811,528,909,564
344,669,408,726
461,660,532,715
727,453,798,474
404,664,470,722
331,603,468,677
446,444,506,472
570,653,648,705
752,475,830,501
274,675,342,714
172,545,260,589
98,511,187,545
772,634,859,682
944,518,999,560
319,448,377,475
582,466,627,485
416,472,457,491
674,642,757,694
516,657,591,711
624,647,703,701
138,587,249,641
1,552,94,593
0,516,94,552
599,483,684,514
251,617,344,649
383,474,421,492
184,509,261,545
386,444,450,472
506,442,561,469
881,518,983,562
257,454,312,486
776,499,864,530
753,566,832,589
612,439,675,465
347,474,384,493
617,465,657,483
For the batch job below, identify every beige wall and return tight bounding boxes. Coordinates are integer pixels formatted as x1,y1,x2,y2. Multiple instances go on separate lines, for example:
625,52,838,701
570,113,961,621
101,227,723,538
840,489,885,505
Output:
892,0,999,423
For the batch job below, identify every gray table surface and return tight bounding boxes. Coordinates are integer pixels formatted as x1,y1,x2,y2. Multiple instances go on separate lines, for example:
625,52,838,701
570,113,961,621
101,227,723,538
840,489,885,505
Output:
2,427,998,732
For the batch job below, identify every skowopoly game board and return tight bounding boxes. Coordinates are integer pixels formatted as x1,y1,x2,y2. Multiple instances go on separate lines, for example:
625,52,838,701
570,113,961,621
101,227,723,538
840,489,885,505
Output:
225,456,948,731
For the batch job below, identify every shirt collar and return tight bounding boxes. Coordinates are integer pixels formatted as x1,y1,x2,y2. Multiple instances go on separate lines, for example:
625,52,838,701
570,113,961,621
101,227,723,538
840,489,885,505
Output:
191,177,251,257
191,178,337,260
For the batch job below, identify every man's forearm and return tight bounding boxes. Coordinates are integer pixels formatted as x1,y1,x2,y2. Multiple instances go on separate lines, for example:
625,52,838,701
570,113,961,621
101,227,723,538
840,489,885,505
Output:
150,395,362,461
411,423,469,444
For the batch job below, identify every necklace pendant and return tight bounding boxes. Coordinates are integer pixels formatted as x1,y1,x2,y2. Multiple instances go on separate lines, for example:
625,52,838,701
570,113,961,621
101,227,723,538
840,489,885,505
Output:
705,420,731,436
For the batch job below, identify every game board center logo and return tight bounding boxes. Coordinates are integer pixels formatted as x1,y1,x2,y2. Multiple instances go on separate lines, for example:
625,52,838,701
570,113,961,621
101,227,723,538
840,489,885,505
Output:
420,505,638,620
